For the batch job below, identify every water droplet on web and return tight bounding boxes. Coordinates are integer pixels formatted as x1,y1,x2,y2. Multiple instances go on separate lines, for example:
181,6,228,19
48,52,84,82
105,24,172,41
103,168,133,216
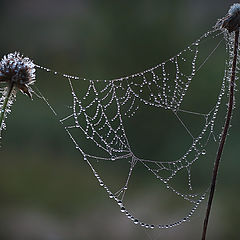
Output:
201,149,206,155
120,207,125,212
134,219,139,224
109,194,114,199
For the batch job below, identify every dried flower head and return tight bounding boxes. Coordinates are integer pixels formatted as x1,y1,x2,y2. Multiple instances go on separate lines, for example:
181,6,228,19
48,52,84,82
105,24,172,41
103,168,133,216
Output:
221,3,240,33
0,52,36,98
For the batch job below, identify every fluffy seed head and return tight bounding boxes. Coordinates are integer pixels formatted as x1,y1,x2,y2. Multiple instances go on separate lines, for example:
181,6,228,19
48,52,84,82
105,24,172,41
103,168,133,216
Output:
0,52,36,98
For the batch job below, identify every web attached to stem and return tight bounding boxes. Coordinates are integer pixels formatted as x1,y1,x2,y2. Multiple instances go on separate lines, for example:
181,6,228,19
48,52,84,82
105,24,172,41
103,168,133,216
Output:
35,26,234,229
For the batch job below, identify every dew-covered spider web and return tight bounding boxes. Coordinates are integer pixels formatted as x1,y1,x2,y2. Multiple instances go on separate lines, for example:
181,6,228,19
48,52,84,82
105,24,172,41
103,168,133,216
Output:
33,25,237,229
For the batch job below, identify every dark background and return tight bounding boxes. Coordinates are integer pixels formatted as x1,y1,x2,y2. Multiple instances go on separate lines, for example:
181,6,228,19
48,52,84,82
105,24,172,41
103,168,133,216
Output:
0,0,239,239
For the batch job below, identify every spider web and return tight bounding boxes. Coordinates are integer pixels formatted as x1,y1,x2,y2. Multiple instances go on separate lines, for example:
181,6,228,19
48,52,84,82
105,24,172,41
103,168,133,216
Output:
34,26,235,229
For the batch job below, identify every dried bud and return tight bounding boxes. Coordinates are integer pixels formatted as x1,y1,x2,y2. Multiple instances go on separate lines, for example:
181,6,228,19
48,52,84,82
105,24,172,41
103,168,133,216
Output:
0,52,35,98
222,3,240,33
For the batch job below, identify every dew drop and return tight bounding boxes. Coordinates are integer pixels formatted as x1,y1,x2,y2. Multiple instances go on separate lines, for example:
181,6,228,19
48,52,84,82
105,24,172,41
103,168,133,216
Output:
120,207,126,213
109,194,114,199
134,219,139,224
201,149,206,155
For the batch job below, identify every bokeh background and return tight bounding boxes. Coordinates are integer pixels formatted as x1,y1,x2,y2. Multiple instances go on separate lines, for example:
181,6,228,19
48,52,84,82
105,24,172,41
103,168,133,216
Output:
0,0,240,239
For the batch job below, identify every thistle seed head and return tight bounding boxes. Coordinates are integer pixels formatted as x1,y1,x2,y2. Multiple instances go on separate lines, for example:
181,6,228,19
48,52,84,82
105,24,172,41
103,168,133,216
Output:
0,52,36,98
221,3,240,33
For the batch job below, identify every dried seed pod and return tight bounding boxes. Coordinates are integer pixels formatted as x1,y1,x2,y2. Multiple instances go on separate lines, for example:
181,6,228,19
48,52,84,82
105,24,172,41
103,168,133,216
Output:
0,52,36,98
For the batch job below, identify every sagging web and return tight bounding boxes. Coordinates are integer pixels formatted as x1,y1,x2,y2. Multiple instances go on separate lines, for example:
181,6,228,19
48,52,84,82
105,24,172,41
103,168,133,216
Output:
30,26,236,229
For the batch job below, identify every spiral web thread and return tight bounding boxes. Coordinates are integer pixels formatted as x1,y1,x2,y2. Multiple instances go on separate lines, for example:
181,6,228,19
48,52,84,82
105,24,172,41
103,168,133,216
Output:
35,27,235,229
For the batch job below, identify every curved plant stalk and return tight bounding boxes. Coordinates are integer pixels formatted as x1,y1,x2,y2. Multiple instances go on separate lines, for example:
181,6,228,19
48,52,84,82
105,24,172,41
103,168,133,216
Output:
201,30,239,240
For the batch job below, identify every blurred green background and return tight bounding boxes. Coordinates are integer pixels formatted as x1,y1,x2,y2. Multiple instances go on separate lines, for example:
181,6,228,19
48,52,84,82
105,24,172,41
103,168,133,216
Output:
0,0,240,239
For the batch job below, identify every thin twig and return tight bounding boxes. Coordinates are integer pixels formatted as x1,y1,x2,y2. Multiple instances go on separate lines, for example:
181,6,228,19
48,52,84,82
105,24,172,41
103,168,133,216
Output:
201,30,239,240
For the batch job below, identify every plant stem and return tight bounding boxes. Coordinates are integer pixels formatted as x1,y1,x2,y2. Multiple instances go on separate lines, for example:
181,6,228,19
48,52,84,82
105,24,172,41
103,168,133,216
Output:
201,30,239,240
0,83,14,132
